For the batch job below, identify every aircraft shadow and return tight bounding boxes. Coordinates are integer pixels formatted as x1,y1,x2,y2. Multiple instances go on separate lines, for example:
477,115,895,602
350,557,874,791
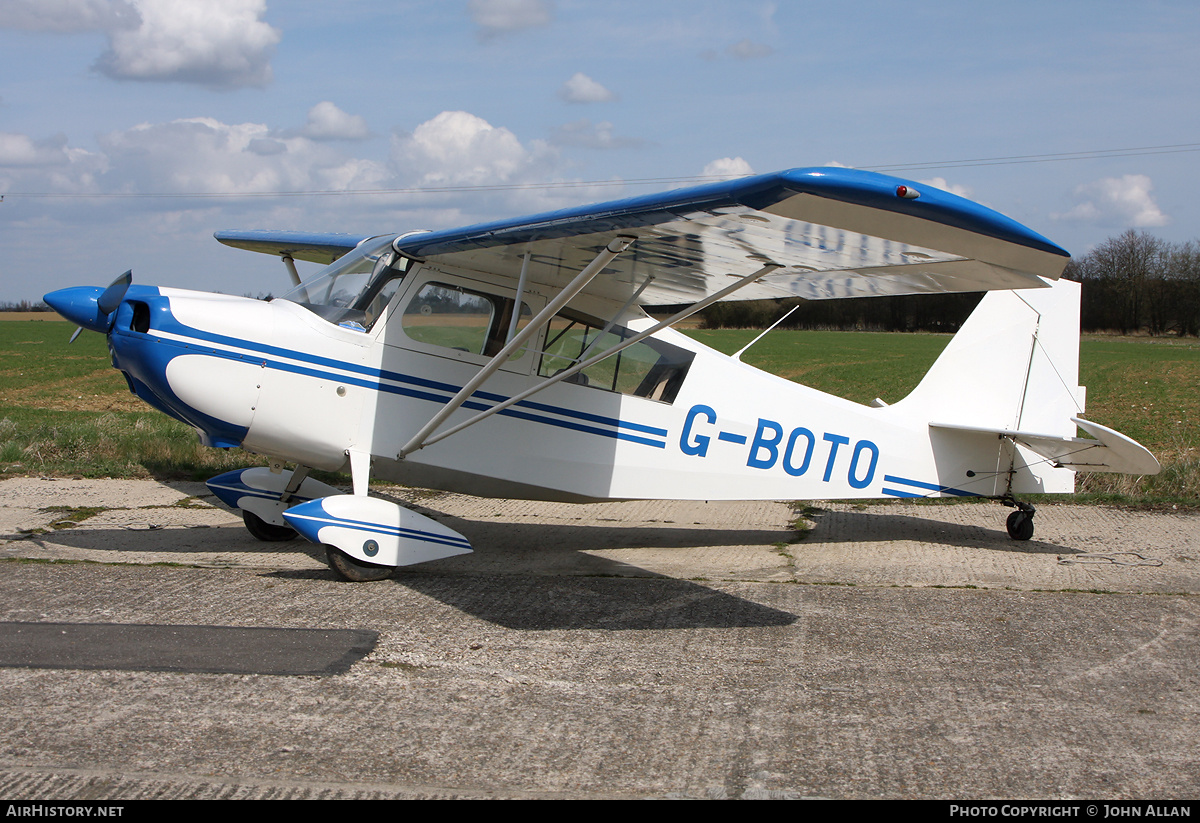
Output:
801,507,1082,555
22,522,800,631
15,523,323,558
431,510,790,555
390,573,799,631
366,508,800,629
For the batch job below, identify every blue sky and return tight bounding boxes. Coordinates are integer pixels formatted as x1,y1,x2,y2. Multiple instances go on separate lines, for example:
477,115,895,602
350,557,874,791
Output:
2,0,1198,302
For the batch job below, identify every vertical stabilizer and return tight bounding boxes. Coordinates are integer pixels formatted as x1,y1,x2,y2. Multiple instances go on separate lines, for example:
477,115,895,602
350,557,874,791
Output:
894,278,1083,435
889,278,1085,494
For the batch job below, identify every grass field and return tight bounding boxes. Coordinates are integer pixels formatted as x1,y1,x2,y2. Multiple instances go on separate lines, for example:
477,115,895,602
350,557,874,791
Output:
0,320,253,480
2,317,1198,505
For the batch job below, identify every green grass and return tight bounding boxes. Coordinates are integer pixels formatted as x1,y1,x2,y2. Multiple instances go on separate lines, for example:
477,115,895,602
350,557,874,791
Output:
684,328,951,406
2,318,1198,505
0,320,255,480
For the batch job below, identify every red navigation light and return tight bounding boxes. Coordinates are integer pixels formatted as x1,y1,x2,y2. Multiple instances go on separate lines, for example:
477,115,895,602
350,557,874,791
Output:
896,185,920,200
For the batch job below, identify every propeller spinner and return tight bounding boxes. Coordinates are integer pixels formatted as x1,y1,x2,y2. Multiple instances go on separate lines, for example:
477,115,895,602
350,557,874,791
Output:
44,270,132,341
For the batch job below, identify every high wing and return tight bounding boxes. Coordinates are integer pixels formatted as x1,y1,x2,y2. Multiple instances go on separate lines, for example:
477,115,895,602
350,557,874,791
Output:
214,230,373,266
213,167,1070,307
390,167,1070,306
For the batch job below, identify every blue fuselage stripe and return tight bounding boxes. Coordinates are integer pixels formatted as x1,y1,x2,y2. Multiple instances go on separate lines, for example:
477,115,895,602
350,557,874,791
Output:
128,315,668,448
882,474,980,498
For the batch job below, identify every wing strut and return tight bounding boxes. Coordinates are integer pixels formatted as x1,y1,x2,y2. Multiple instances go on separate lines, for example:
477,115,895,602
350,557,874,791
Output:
408,261,782,455
398,236,636,459
281,255,302,287
579,272,655,363
506,250,532,344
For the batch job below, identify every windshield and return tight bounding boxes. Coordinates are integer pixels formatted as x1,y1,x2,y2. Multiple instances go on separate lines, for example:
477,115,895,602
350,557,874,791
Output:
278,234,409,330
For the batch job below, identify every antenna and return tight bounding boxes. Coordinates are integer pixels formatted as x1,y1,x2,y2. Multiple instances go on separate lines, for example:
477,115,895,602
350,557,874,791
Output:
732,305,799,361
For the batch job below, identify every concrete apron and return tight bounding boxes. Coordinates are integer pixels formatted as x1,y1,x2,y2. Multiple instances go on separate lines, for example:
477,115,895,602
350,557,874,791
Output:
2,477,1198,594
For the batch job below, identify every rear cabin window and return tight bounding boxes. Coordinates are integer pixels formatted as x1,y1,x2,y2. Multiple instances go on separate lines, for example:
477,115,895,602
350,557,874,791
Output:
538,312,693,404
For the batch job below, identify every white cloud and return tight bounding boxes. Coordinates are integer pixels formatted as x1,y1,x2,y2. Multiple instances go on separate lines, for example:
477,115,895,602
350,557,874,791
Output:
96,117,387,195
247,137,287,156
3,111,578,208
0,0,278,88
558,73,616,104
0,133,75,167
918,176,973,199
550,119,642,150
1054,174,1169,228
391,110,555,187
94,0,281,89
0,0,138,32
0,132,108,194
297,102,371,141
386,111,624,221
468,0,552,39
702,157,755,179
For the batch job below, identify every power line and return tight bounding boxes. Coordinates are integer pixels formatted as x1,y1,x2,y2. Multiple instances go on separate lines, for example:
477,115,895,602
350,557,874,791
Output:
3,141,1198,201
866,142,1200,172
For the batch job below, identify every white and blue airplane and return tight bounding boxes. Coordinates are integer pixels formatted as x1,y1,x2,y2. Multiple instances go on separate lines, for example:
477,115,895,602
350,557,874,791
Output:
44,167,1160,581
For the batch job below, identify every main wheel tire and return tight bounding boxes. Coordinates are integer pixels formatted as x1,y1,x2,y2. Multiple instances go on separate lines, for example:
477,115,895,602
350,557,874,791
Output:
243,510,297,542
325,546,394,582
1006,510,1035,541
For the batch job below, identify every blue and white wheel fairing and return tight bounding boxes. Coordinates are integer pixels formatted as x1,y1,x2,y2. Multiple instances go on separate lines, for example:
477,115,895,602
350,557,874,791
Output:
282,495,473,569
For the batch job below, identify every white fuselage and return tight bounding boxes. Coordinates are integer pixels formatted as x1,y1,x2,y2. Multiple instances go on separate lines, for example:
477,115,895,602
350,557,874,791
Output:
114,260,1078,505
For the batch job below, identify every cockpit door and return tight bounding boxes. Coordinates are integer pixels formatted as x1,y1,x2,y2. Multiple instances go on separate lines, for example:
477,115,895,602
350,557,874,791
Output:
380,269,543,375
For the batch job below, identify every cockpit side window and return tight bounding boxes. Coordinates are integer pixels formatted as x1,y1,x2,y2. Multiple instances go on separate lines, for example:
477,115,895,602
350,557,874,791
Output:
400,281,532,360
402,283,495,354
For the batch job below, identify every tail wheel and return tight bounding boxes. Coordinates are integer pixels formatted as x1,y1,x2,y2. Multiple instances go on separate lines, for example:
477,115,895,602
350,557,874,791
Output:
325,546,394,582
243,510,297,542
1006,510,1035,541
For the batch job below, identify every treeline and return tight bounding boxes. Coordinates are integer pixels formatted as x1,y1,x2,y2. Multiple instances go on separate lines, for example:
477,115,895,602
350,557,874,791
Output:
1067,229,1200,336
696,229,1200,337
698,291,983,333
0,300,50,312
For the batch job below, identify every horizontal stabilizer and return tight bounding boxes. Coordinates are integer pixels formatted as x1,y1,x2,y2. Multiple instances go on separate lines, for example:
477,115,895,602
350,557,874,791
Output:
930,418,1161,475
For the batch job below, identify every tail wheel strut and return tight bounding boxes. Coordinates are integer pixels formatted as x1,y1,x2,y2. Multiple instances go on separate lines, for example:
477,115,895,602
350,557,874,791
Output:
1000,496,1036,541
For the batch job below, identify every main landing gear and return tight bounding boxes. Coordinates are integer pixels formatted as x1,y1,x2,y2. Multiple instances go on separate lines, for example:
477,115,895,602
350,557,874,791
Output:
324,546,394,582
1000,496,1036,541
208,463,475,583
242,510,298,542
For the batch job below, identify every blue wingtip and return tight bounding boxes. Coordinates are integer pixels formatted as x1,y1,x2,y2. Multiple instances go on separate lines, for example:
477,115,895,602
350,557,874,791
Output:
773,167,1071,258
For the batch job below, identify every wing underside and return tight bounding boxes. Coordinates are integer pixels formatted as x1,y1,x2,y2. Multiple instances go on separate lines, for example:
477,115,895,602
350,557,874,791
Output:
213,230,373,266
394,168,1071,306
214,168,1071,307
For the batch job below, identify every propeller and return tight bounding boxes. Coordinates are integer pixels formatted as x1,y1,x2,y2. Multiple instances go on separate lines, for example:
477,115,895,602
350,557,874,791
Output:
97,270,132,315
43,270,132,342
